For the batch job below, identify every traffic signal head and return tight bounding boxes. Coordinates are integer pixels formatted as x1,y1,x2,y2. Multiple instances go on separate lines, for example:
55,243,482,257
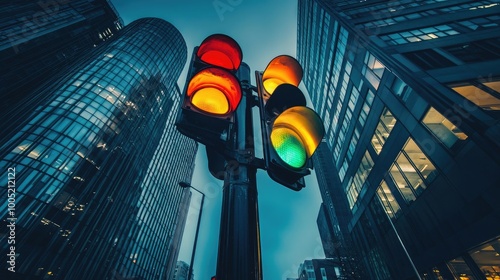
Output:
256,55,324,191
262,55,303,100
176,34,243,146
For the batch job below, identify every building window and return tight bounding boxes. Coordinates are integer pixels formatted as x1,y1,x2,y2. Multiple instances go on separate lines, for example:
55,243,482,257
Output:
391,78,412,101
451,81,500,111
404,49,455,70
442,38,500,63
447,256,476,280
320,267,327,280
371,108,397,154
422,107,468,148
359,90,375,125
376,180,401,219
346,150,374,209
380,24,460,45
389,138,437,203
458,15,500,31
363,52,385,89
469,237,500,279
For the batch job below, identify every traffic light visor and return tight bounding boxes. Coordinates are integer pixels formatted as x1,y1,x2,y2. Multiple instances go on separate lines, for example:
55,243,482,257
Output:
187,68,242,115
262,55,303,95
270,107,325,168
197,34,243,70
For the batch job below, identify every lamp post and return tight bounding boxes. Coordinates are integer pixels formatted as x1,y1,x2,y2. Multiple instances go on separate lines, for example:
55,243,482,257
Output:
179,181,205,280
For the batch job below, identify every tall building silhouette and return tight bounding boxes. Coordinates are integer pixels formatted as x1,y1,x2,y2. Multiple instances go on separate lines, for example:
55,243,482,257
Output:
173,261,194,280
299,0,500,279
0,17,197,279
297,259,343,280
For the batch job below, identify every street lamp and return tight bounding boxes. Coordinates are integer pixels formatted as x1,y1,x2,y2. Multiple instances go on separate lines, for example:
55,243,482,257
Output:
179,181,206,280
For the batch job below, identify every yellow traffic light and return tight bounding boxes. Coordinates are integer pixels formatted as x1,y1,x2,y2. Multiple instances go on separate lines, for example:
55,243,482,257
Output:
187,67,242,116
262,55,303,97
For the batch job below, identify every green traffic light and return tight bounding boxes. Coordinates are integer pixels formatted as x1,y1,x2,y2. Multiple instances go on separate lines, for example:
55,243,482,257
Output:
270,127,307,168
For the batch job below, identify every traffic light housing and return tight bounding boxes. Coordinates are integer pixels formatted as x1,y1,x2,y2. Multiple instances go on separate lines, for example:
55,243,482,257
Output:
256,55,325,191
176,34,243,147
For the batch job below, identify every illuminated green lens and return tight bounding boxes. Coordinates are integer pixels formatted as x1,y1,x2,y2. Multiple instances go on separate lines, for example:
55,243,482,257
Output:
270,127,306,168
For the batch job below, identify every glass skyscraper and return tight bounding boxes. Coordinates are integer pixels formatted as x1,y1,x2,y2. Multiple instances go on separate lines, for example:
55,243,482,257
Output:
0,0,123,138
299,0,500,279
0,17,197,279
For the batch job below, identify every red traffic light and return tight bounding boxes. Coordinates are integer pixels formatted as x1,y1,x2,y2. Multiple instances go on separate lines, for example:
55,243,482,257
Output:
186,67,242,116
197,34,243,70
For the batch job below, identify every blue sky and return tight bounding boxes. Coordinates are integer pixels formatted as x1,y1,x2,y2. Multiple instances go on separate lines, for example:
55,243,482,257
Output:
110,1,325,279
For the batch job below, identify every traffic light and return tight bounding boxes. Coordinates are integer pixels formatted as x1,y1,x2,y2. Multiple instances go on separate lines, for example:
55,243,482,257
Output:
176,34,243,147
256,55,324,191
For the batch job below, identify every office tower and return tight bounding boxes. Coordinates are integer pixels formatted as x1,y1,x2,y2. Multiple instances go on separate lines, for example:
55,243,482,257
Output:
0,0,123,137
297,259,343,280
0,17,197,279
173,261,194,280
314,142,365,279
298,0,500,279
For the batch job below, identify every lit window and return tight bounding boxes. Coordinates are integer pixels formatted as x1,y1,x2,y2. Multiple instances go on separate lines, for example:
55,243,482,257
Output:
346,150,374,209
371,108,396,154
483,81,500,93
422,107,468,148
468,237,500,279
365,52,385,78
389,138,437,203
362,52,385,89
376,180,401,218
447,256,476,280
451,84,500,110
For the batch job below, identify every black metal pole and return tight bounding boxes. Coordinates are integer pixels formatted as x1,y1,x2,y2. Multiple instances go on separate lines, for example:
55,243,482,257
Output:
215,62,263,280
188,188,204,280
179,182,206,280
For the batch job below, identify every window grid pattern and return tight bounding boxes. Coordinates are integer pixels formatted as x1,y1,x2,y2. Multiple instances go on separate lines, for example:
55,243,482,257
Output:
333,61,352,169
381,24,460,45
360,1,498,28
342,0,447,19
323,24,347,151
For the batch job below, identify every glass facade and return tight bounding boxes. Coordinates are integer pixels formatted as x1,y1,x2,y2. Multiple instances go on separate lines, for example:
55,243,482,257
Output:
0,18,197,279
0,0,123,143
299,0,500,279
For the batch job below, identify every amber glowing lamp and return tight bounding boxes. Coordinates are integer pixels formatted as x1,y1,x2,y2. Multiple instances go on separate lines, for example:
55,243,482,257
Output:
262,55,303,96
187,67,242,116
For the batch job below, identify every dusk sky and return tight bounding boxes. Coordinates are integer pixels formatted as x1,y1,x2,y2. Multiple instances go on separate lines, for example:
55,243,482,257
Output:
111,1,326,279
